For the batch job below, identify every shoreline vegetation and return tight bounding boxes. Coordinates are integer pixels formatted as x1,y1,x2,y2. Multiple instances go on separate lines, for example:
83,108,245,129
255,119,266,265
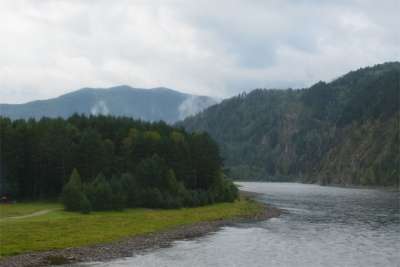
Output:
0,194,281,267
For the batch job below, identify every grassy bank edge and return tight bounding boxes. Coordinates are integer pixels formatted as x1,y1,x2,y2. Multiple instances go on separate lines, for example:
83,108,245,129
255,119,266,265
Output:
0,196,267,259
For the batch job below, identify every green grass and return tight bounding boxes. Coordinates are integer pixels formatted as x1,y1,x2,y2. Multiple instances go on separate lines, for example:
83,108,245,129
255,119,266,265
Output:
0,202,61,219
0,199,263,257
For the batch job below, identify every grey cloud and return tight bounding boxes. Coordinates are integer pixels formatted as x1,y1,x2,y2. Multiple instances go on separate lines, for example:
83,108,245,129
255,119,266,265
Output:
0,0,399,103
91,100,110,116
178,96,218,120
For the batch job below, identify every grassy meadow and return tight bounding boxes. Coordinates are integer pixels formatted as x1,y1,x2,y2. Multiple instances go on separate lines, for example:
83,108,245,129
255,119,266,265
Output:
0,198,263,257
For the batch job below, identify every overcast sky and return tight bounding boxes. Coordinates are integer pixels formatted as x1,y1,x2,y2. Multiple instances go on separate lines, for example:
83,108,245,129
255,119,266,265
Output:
1,0,399,103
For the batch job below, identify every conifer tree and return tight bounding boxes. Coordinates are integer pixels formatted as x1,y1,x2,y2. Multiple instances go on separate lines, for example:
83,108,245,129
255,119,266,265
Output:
61,169,84,211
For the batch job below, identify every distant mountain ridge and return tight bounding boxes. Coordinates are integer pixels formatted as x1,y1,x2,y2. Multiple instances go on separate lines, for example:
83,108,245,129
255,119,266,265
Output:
0,86,217,123
180,62,400,186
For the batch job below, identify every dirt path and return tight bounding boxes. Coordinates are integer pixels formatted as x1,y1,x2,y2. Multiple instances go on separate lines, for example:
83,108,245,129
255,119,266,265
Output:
0,209,58,222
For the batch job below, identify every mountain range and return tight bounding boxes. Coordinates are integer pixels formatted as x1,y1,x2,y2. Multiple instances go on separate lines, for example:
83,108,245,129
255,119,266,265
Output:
0,86,217,123
1,63,398,186
180,62,400,186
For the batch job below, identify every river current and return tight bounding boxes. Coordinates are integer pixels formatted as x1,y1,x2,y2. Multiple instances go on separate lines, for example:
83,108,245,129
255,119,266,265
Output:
74,182,400,267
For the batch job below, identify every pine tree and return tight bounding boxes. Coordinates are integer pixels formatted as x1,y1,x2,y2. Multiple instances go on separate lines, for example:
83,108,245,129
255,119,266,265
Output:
61,169,84,211
110,175,126,211
91,172,113,211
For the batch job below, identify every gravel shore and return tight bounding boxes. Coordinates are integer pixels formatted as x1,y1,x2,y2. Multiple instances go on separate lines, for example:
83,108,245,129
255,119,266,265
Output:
0,202,281,267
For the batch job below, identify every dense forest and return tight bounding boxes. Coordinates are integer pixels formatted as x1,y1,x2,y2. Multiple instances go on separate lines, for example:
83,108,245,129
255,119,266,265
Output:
0,115,237,211
180,62,400,186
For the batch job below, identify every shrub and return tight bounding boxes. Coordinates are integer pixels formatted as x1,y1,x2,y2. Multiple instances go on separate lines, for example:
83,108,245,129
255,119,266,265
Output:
198,190,209,206
187,190,200,207
142,188,163,208
162,192,183,209
208,174,238,203
80,194,92,214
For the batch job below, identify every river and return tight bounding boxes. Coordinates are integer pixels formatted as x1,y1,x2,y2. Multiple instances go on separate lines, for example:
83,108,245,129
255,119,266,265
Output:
73,182,400,267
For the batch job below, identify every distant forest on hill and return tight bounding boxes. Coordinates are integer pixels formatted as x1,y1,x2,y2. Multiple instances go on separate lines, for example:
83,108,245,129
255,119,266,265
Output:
0,115,237,210
0,86,216,123
180,62,400,186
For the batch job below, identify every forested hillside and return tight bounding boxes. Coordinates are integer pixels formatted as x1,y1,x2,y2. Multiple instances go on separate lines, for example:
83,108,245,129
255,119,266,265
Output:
0,86,216,123
0,115,237,209
180,62,400,186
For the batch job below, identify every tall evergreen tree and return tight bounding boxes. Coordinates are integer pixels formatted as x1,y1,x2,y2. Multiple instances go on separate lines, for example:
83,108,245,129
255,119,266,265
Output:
61,169,84,211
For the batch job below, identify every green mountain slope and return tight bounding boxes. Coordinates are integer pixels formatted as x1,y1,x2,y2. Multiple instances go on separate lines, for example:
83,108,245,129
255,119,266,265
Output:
180,62,400,186
0,86,216,123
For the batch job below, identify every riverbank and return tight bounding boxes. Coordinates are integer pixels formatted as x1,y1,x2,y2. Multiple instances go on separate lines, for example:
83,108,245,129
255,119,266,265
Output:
0,197,280,267
237,180,400,192
323,183,400,191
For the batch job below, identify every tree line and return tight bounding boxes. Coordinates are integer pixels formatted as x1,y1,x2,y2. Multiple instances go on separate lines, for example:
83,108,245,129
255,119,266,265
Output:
0,115,238,211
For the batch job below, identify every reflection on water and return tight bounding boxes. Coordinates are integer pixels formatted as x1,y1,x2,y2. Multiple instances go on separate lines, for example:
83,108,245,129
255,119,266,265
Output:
73,183,400,267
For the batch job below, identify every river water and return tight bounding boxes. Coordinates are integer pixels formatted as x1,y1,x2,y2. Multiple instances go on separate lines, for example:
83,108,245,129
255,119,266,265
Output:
75,182,400,267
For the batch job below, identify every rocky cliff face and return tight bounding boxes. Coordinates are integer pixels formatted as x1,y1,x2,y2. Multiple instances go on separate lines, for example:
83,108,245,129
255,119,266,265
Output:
317,114,399,185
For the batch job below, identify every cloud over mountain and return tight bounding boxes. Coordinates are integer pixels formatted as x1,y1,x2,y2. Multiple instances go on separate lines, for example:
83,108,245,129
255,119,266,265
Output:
1,0,399,103
0,86,216,123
